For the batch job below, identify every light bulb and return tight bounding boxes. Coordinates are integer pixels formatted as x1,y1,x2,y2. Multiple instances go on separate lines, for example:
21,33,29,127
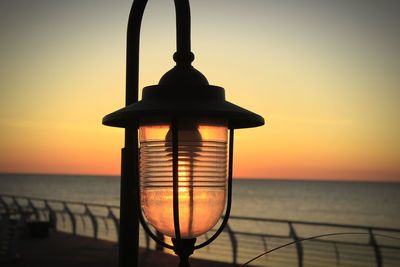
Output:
139,122,227,238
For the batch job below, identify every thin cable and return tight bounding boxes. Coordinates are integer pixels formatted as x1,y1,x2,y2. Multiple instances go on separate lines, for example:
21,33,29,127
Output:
241,232,400,266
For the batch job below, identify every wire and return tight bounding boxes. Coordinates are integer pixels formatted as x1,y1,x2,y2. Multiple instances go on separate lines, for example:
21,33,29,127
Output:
241,232,400,266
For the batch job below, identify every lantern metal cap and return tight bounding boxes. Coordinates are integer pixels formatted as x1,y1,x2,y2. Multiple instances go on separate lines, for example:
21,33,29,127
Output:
102,65,265,129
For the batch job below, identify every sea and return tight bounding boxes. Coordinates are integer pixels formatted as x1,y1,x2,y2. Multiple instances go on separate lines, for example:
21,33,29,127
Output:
0,173,399,229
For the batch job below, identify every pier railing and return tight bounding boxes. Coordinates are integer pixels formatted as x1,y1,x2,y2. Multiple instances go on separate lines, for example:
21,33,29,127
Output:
1,194,399,267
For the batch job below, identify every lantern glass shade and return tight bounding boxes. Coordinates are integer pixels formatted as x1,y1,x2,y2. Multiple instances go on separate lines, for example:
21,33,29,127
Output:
139,122,228,238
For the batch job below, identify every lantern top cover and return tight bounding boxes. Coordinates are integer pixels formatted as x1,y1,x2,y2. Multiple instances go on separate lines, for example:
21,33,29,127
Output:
103,65,265,129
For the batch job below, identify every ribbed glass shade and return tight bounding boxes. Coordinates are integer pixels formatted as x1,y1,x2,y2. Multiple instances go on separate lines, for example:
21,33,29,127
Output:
139,123,227,238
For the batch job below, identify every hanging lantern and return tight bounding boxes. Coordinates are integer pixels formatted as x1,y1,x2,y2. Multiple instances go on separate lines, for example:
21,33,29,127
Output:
139,121,227,239
103,0,264,266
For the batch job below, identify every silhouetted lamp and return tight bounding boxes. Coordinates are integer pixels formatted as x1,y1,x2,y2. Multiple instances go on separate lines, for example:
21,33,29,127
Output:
103,0,264,267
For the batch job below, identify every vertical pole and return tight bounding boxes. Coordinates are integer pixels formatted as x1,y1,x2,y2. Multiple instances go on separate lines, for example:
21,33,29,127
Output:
333,243,340,267
369,228,382,267
289,222,303,267
119,1,147,267
64,203,77,236
225,223,238,266
120,142,139,267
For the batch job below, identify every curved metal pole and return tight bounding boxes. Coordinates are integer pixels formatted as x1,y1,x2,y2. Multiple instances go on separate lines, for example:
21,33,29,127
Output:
120,1,147,267
194,129,234,250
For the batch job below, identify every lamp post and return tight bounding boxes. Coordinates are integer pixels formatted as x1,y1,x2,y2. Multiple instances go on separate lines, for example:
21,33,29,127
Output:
103,0,264,267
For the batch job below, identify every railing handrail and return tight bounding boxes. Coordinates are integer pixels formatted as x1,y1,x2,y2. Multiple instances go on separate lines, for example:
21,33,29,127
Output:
0,193,119,209
1,193,399,267
0,194,400,233
228,215,400,233
2,193,399,234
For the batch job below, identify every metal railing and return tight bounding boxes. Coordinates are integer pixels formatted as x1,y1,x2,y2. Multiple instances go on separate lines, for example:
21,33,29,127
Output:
1,194,399,267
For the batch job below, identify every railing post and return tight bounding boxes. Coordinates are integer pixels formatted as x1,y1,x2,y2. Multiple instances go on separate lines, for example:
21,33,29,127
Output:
12,197,23,214
108,207,120,242
27,199,40,220
225,222,238,266
333,243,340,267
0,195,10,214
85,205,98,239
369,228,382,267
262,236,268,255
103,217,110,234
80,214,87,230
289,222,303,267
64,203,77,235
45,200,57,229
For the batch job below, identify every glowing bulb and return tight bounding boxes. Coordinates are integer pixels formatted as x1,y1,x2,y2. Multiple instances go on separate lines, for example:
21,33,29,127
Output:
139,122,227,238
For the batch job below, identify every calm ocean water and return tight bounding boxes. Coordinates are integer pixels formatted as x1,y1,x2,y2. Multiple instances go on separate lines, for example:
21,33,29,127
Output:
0,173,399,229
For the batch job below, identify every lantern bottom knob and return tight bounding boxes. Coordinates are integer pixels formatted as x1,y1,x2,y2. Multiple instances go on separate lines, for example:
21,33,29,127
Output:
172,238,196,267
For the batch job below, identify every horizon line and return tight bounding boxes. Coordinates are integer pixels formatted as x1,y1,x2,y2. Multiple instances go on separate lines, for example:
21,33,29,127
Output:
1,171,399,183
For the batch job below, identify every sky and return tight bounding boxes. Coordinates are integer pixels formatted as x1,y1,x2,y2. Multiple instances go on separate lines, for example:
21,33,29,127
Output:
0,0,399,181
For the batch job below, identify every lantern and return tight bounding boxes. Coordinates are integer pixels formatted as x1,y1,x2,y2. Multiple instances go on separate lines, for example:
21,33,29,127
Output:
103,0,264,266
139,122,227,239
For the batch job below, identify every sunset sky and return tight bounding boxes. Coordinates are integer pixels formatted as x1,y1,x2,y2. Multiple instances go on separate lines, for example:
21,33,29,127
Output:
0,0,399,181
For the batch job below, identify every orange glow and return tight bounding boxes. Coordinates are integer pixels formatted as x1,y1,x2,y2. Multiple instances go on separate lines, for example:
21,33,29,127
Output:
141,189,225,238
0,1,399,182
139,124,227,238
